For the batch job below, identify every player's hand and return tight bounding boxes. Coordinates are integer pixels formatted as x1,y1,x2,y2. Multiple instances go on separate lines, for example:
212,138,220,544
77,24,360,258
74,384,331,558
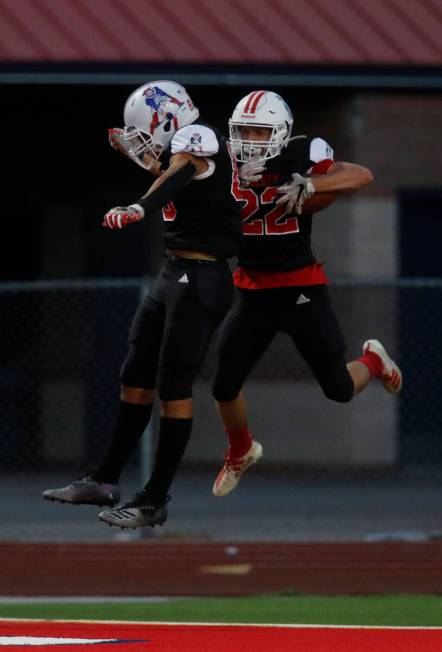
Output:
276,173,316,215
238,157,266,186
108,127,133,158
102,204,145,229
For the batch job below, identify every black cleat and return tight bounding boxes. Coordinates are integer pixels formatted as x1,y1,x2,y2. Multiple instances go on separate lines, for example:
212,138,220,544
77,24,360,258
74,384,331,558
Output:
98,491,170,529
42,476,120,507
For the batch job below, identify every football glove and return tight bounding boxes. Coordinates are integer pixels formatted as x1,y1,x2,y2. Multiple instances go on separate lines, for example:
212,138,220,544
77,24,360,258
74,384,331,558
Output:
238,157,266,186
276,173,316,215
102,204,145,230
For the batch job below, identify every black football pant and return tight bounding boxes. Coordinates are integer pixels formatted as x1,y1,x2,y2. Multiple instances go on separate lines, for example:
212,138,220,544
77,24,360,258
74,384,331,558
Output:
121,256,233,401
212,284,354,403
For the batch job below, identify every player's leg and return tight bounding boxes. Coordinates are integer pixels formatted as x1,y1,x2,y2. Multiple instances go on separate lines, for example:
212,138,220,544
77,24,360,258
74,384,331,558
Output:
42,294,165,507
211,291,275,496
98,403,196,529
288,285,402,399
286,285,355,402
91,294,165,483
357,339,402,393
99,259,233,527
346,360,371,395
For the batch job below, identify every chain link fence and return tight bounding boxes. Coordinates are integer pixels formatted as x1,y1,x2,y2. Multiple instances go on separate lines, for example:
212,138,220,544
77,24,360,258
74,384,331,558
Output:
1,278,441,542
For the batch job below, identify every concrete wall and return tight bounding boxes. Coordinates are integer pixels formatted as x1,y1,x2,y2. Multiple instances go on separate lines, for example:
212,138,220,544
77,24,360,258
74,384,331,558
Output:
313,196,398,279
352,94,442,194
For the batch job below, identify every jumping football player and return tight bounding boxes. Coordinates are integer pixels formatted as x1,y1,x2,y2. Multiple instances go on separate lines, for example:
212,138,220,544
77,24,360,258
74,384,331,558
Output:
211,90,402,497
43,80,244,528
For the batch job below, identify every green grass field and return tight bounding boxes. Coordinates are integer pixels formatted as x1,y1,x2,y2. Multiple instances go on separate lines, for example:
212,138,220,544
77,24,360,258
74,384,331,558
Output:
1,595,442,626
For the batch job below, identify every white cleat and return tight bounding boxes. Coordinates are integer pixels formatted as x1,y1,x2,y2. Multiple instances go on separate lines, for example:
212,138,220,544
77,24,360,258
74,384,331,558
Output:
212,440,263,497
363,339,403,394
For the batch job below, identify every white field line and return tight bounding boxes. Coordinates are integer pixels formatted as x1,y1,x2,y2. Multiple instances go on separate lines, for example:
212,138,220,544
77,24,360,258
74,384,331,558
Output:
0,618,441,630
0,637,117,646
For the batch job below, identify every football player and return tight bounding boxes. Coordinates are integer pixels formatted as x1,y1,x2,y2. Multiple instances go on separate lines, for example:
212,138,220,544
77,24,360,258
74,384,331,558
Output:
211,90,402,497
43,80,244,528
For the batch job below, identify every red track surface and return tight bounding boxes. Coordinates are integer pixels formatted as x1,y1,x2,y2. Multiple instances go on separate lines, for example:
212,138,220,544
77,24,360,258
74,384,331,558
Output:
1,620,442,652
2,542,442,596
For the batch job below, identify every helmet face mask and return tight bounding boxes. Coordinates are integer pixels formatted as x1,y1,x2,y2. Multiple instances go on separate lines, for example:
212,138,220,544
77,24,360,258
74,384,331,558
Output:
122,126,163,170
229,91,293,162
123,80,200,170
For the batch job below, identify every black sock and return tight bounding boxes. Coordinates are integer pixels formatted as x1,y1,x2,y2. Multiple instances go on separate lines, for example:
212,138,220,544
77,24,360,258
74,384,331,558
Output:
93,401,153,483
143,417,193,503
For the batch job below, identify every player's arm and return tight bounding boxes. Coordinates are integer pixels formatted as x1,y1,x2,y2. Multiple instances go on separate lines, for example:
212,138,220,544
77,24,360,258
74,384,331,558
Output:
133,151,209,211
307,137,373,192
142,151,207,197
103,125,217,229
276,137,373,214
310,161,373,193
102,153,208,229
102,154,200,229
276,162,373,216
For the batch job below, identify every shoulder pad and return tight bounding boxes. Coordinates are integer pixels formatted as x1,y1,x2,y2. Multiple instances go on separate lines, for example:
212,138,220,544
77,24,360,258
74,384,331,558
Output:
171,124,220,157
309,137,334,163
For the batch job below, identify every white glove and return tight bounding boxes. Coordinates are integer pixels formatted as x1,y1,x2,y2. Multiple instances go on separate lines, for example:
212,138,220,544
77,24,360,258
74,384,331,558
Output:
238,157,266,186
276,173,316,215
102,204,145,230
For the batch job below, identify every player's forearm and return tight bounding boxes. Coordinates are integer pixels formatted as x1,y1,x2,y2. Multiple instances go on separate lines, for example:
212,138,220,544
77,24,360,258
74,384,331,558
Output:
134,160,197,216
143,157,192,197
313,162,373,192
141,152,208,197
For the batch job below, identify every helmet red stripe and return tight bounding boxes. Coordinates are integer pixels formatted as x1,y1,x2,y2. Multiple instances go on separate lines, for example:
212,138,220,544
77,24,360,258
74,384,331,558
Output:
249,90,265,114
244,91,259,113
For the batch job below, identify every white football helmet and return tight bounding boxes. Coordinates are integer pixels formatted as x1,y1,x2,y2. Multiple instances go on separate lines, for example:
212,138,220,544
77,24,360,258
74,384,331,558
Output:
123,80,200,170
229,90,293,162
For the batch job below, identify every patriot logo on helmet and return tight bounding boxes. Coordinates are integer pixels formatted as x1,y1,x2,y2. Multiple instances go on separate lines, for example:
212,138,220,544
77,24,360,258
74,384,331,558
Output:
143,86,184,133
142,85,184,134
142,85,183,111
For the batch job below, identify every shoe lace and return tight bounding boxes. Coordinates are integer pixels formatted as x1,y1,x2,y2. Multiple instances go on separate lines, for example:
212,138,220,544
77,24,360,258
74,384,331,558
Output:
78,469,100,482
74,473,94,484
223,450,245,472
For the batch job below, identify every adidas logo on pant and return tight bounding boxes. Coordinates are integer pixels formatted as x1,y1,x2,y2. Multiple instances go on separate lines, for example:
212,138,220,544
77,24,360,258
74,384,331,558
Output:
296,293,310,305
178,273,189,284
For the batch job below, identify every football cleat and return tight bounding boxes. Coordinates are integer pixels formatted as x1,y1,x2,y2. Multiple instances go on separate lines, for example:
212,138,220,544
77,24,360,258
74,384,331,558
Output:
363,339,403,394
212,440,263,497
98,491,170,529
42,476,120,507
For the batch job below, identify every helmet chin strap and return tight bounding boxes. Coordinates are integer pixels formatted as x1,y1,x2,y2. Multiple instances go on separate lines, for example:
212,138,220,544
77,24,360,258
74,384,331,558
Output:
287,134,307,143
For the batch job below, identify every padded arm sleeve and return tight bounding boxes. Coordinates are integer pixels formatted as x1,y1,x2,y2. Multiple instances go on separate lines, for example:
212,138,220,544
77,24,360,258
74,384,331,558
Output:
136,161,196,215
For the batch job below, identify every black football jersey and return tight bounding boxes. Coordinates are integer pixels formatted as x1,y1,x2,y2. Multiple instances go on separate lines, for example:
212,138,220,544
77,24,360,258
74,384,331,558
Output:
236,136,334,270
160,123,244,259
